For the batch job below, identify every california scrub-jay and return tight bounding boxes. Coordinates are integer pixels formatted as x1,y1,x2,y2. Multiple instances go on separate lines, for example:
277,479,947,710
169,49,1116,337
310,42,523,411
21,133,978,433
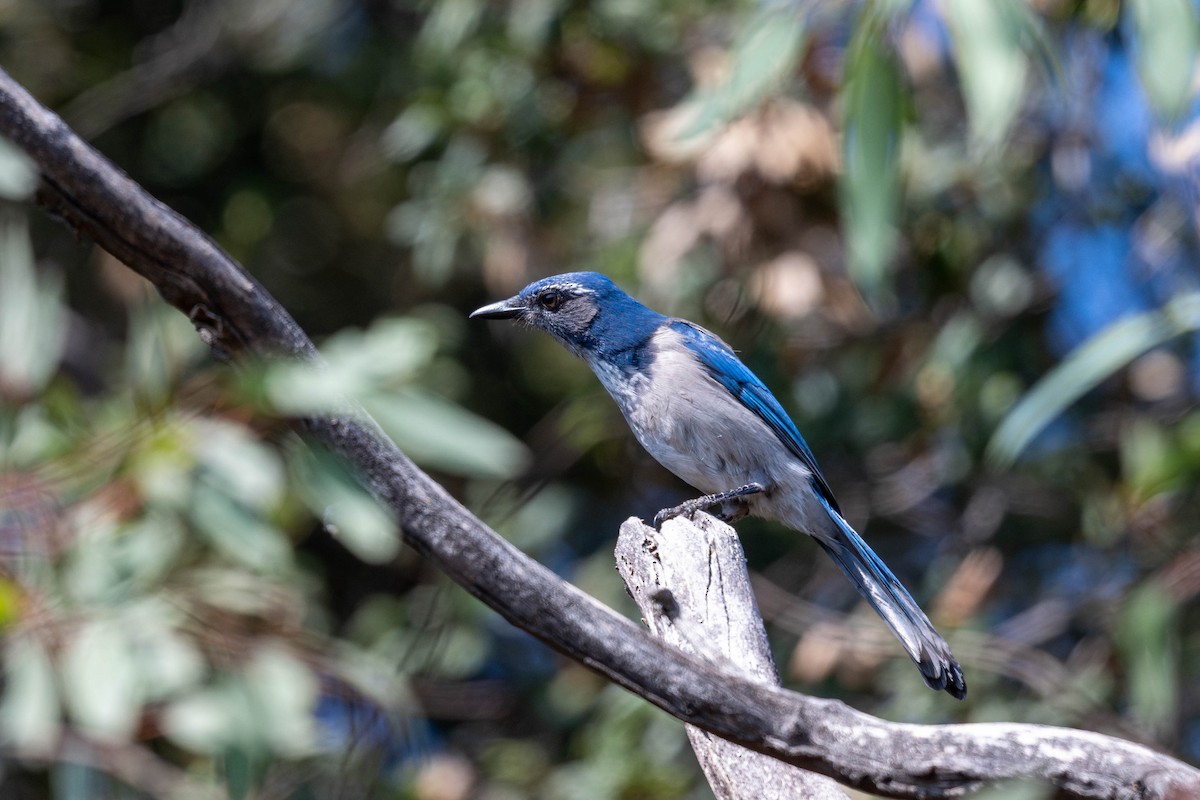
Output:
472,272,966,699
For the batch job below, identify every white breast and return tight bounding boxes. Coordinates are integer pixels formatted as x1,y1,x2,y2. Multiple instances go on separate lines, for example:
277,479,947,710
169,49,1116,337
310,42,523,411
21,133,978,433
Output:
587,327,818,519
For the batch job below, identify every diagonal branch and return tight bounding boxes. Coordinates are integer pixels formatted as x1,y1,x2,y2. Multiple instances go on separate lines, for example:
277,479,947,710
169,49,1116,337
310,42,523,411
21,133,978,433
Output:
0,66,1196,799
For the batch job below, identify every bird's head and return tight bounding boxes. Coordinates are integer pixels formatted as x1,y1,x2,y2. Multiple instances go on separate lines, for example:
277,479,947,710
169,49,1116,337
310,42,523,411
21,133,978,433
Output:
471,272,663,358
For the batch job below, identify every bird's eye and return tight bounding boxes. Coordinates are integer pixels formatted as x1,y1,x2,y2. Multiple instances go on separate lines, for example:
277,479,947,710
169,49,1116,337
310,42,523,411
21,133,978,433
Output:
537,291,562,311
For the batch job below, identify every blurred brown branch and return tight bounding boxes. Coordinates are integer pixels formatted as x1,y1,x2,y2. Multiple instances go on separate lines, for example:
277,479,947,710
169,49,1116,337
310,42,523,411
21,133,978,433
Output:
0,66,1197,799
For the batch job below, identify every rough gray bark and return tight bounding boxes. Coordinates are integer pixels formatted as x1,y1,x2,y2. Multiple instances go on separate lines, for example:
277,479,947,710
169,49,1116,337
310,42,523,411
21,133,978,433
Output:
617,513,848,799
0,65,1197,799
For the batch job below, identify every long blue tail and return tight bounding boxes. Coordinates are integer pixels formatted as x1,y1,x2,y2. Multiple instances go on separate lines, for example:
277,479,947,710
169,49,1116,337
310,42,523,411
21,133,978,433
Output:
813,496,966,699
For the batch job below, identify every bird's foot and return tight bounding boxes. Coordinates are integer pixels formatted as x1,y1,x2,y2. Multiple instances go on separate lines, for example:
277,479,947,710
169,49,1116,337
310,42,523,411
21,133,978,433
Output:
653,498,708,529
653,483,765,529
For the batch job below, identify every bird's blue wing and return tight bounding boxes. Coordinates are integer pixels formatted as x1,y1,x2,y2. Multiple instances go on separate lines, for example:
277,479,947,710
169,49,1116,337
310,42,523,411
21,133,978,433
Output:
668,320,840,513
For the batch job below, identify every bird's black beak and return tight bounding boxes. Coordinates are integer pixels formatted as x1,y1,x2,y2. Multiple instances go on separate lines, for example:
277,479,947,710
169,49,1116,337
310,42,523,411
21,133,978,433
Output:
470,296,525,320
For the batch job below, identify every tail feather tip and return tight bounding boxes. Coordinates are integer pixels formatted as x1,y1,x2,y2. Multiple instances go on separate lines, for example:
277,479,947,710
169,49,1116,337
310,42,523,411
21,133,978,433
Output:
922,659,967,700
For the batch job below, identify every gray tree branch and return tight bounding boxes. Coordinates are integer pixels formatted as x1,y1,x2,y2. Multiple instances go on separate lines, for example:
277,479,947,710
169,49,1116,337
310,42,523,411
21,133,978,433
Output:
0,65,1196,799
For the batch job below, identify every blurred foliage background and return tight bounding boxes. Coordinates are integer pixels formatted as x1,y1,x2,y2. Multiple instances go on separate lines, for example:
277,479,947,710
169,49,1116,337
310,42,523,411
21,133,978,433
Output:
0,0,1199,798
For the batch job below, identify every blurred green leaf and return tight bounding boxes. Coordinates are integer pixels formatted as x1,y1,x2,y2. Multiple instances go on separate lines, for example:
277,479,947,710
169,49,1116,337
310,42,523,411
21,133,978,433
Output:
63,518,136,605
370,614,489,680
840,15,903,305
987,292,1200,466
330,644,416,711
290,446,401,564
125,303,208,403
490,484,577,551
1129,0,1199,122
984,293,1200,470
2,404,71,466
52,762,105,800
0,136,36,200
418,0,484,56
61,618,142,742
0,635,60,752
112,513,187,589
195,420,286,512
1120,417,1179,499
0,211,66,399
508,0,560,52
428,624,491,679
943,0,1032,151
930,312,984,369
183,568,296,617
162,686,237,754
385,137,487,284
139,635,208,706
264,317,438,415
1117,582,1178,736
222,744,263,800
682,5,806,138
382,104,445,163
242,643,319,757
365,388,530,479
166,647,318,760
189,482,293,573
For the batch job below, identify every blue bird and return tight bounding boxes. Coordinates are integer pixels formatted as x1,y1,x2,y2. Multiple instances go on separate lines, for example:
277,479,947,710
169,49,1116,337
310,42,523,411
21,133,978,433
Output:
471,272,966,699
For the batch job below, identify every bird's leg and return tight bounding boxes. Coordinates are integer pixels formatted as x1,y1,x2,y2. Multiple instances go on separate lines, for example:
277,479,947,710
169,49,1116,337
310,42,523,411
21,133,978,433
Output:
653,483,765,529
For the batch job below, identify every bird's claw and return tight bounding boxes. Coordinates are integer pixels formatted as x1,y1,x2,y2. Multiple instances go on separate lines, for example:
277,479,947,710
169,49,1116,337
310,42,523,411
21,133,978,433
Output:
653,500,704,529
653,483,765,530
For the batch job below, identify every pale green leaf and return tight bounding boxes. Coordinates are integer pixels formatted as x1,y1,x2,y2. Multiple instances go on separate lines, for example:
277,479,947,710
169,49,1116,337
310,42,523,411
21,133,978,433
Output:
264,317,437,415
382,104,444,163
113,512,187,588
124,303,208,402
2,405,72,468
1117,583,1178,736
130,421,198,511
943,0,1031,151
364,388,530,479
987,292,1200,466
243,643,319,756
61,619,142,742
0,136,36,200
53,762,106,800
61,518,126,606
508,0,560,52
161,687,237,753
328,645,416,711
189,483,293,573
1129,0,1199,122
418,0,483,56
495,485,577,550
322,497,401,563
682,5,806,138
0,636,60,752
194,419,286,512
183,568,295,616
0,211,66,398
840,17,903,304
122,600,206,701
1120,417,1179,499
290,447,400,564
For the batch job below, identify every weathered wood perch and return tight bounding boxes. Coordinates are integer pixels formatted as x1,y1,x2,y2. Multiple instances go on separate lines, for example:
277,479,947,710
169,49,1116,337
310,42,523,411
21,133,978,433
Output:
0,65,1197,798
617,513,847,799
